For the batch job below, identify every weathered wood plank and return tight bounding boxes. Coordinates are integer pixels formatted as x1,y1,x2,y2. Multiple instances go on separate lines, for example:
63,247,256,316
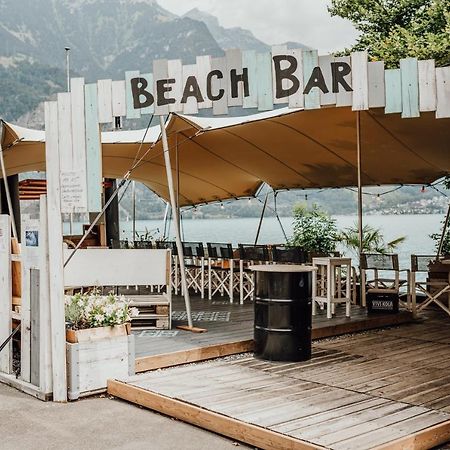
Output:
167,59,183,113
271,44,288,105
84,83,102,213
288,48,304,109
242,50,258,108
319,54,335,106
108,380,324,450
196,55,212,109
335,56,353,107
57,92,73,171
139,73,154,115
385,69,402,114
97,79,113,123
368,61,385,108
111,79,127,117
70,77,88,212
0,215,12,374
256,52,273,111
351,51,369,111
418,59,437,112
182,64,199,115
211,56,229,116
125,70,141,119
436,66,450,119
153,59,169,116
303,49,320,110
400,57,420,118
44,101,67,402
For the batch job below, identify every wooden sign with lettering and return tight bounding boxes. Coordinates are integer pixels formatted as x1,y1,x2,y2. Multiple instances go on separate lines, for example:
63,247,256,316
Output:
60,171,88,213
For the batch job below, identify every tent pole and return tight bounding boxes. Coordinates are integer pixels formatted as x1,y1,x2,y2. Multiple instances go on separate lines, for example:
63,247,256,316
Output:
273,190,288,242
0,143,18,240
132,180,136,240
255,191,269,245
162,202,170,239
356,111,363,256
159,116,193,328
437,202,450,257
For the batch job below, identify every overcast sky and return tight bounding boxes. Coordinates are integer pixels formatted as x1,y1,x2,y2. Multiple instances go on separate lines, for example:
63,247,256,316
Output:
157,0,359,54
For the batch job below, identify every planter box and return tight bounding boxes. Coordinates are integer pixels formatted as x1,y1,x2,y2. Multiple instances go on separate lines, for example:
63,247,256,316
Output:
66,326,135,400
66,323,131,343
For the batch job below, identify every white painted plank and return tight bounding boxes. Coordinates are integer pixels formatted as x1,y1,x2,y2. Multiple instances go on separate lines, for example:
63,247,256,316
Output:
111,80,127,117
385,69,402,114
271,44,288,105
226,49,244,107
153,59,169,116
125,70,141,119
57,92,73,171
319,54,336,106
211,57,229,115
196,55,212,109
139,73,154,115
0,215,12,374
288,49,304,108
64,249,169,287
84,83,102,213
400,57,420,118
168,59,183,113
335,56,353,107
97,79,113,124
256,52,273,111
44,101,67,402
351,51,369,110
303,49,320,110
436,66,450,119
368,61,385,108
39,196,53,395
182,64,199,115
242,50,258,109
418,59,437,112
70,77,88,212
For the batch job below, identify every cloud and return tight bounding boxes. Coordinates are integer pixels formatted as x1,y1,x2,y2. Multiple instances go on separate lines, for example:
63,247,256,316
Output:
157,0,358,53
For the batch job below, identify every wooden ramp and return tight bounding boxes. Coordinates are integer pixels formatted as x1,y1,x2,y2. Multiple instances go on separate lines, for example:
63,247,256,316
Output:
134,296,413,372
111,314,450,450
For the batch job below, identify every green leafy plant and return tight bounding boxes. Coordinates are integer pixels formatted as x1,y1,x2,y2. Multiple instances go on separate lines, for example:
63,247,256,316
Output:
65,291,139,330
430,221,450,255
289,204,339,253
339,223,406,257
328,0,450,68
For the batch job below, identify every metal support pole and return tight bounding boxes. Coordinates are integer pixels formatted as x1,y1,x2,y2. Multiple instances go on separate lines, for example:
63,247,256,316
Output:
132,180,136,240
0,144,18,239
273,190,288,242
159,116,193,328
356,111,363,256
162,202,170,239
254,191,269,245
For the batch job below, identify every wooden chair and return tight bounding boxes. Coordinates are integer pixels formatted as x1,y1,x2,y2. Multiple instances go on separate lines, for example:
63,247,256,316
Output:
206,242,236,302
238,244,270,303
155,241,180,294
182,242,206,299
410,255,450,316
360,253,410,311
271,245,307,264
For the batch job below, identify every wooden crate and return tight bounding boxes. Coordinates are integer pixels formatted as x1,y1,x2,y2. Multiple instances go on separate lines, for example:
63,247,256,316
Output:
131,317,169,330
128,294,171,330
66,334,135,400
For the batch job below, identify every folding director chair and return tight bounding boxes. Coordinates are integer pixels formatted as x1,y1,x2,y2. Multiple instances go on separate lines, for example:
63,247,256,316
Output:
206,242,236,302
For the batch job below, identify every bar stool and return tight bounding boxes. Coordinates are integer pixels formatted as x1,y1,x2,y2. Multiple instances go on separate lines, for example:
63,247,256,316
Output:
312,257,352,318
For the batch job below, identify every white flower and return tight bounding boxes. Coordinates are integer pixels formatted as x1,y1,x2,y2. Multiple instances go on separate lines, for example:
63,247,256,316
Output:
130,307,140,317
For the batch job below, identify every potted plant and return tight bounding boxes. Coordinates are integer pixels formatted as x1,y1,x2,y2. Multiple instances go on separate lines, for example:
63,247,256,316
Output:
65,291,139,400
428,219,450,287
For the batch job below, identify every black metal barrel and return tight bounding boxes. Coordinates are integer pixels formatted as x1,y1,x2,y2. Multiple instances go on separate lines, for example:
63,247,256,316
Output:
251,265,314,362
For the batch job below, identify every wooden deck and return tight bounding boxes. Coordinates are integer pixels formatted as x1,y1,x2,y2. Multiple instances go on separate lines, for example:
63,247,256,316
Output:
110,309,450,450
134,295,414,372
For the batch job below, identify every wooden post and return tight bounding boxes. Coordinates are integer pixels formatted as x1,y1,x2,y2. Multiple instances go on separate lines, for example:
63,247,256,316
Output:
105,178,120,247
159,116,193,328
39,195,53,395
0,214,12,374
44,101,67,402
356,111,363,256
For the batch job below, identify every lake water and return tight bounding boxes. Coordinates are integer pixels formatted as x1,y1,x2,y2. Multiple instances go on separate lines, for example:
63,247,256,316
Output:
114,214,442,269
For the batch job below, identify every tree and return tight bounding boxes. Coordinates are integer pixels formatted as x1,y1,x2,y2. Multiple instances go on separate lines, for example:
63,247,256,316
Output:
290,204,339,253
328,0,450,67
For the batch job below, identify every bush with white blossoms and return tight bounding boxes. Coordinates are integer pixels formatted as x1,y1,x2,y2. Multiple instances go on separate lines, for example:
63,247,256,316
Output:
65,291,139,330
